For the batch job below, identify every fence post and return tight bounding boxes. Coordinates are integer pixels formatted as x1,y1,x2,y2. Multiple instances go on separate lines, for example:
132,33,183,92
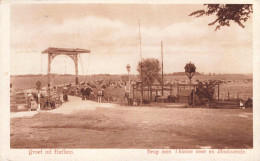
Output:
150,86,153,101
37,92,40,112
192,89,195,107
177,83,179,95
218,84,220,101
132,85,135,100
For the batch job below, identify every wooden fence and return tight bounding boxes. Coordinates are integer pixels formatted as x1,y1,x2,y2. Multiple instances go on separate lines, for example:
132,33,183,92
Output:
101,96,124,105
10,92,28,112
214,91,253,101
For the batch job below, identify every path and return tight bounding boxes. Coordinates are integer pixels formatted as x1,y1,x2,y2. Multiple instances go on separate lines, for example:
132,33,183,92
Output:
10,96,253,149
47,96,118,114
11,96,118,118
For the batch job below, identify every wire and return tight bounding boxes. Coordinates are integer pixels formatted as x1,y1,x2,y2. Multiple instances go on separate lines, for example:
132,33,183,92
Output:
80,53,91,82
79,54,85,81
63,56,66,85
40,52,42,82
86,54,91,75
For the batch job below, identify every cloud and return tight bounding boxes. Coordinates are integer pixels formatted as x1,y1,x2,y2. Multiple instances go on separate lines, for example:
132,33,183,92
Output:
10,6,252,75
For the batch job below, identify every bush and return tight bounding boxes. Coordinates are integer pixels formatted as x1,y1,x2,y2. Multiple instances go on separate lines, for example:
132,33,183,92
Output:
245,98,253,108
195,80,218,105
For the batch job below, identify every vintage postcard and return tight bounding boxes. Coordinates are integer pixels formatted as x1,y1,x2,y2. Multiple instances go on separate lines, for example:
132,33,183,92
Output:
1,0,260,160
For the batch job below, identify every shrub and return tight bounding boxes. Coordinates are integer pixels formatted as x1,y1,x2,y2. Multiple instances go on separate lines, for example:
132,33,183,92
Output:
195,80,218,105
245,98,253,108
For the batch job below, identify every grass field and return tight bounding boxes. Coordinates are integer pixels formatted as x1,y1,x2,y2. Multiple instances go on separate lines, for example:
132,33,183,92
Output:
217,83,253,100
11,74,253,100
10,74,252,89
10,96,253,149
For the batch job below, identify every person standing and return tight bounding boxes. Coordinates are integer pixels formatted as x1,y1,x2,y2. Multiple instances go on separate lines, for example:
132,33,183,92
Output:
81,87,86,100
85,86,92,100
101,88,105,102
97,90,102,103
97,88,104,103
125,91,129,106
63,87,68,102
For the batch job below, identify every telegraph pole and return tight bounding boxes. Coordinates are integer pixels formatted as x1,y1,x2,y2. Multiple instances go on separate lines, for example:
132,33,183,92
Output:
161,41,164,96
139,20,143,106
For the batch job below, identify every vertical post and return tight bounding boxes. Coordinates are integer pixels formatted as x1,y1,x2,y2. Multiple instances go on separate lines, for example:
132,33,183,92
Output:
177,82,179,95
218,84,220,101
41,53,43,83
228,92,230,101
170,85,172,95
132,84,135,100
161,41,164,96
192,89,195,107
237,92,239,100
150,86,152,101
128,72,130,104
141,66,143,106
124,82,127,106
189,78,192,106
139,20,143,106
75,54,79,85
177,82,179,103
189,78,191,91
47,53,51,88
37,91,40,112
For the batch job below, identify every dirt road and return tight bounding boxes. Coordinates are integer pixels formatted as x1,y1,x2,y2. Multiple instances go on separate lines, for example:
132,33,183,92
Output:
10,96,253,149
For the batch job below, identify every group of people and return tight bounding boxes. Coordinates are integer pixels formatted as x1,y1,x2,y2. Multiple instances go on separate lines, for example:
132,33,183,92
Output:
80,86,93,100
80,86,104,103
60,84,105,103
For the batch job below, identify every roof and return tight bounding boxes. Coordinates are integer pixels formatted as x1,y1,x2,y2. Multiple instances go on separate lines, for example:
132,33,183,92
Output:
42,47,90,55
178,89,193,97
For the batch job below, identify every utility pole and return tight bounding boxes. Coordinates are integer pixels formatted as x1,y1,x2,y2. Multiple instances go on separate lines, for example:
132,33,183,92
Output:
139,20,143,106
40,53,43,83
161,41,164,96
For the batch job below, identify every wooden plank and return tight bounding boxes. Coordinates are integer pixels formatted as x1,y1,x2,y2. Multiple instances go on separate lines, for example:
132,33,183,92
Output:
42,47,90,54
11,95,26,99
11,101,27,104
10,103,28,107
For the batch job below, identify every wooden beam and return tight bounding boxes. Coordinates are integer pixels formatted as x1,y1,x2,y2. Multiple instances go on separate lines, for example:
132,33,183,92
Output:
42,47,90,54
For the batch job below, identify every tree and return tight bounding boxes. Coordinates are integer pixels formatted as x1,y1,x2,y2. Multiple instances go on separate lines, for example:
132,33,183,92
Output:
195,80,219,106
189,4,253,31
137,58,161,87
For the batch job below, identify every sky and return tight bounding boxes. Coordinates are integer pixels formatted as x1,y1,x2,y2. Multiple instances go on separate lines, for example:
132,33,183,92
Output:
10,4,253,75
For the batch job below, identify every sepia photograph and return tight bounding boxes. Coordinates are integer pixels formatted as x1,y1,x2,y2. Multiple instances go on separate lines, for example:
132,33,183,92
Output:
8,2,254,151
